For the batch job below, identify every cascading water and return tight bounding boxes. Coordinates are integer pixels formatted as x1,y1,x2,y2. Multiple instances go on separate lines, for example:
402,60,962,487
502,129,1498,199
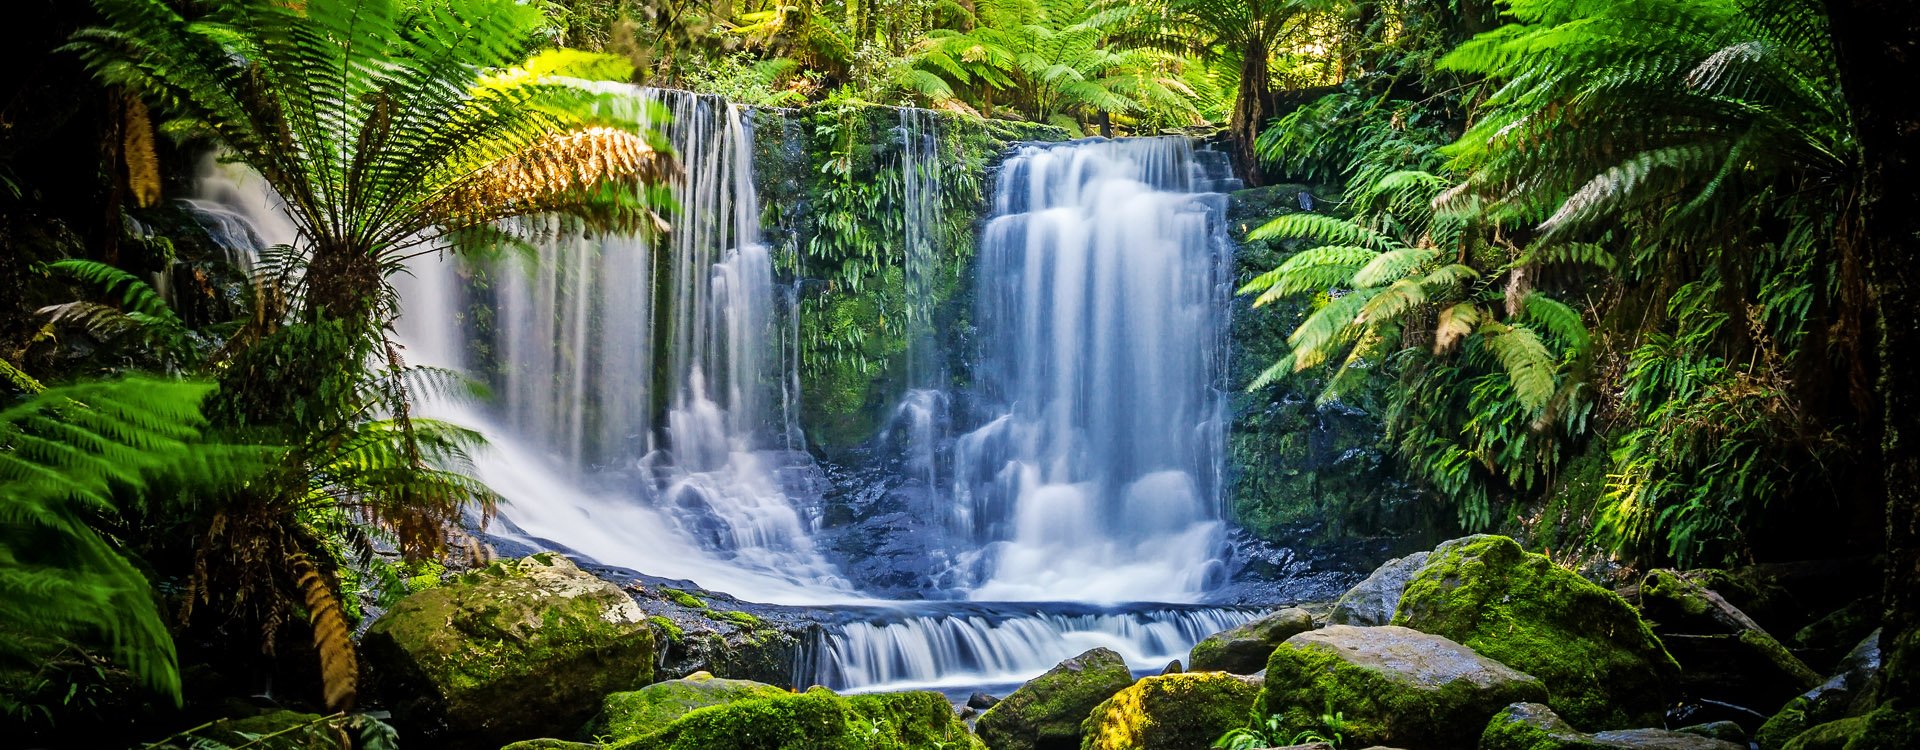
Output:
953,138,1237,603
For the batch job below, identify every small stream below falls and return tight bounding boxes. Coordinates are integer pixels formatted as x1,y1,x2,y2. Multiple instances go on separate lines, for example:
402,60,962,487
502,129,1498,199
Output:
186,86,1353,696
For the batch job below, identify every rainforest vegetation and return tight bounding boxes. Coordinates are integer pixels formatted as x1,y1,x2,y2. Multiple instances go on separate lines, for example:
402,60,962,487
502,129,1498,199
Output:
4,0,1920,748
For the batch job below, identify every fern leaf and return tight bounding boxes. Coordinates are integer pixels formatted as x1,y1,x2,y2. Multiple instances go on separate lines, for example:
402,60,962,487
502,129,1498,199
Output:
291,554,358,713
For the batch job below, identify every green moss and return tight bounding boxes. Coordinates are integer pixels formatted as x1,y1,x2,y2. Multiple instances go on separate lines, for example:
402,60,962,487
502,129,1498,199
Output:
595,673,788,740
648,615,684,643
716,610,763,629
1757,697,1812,750
1080,672,1260,750
976,647,1135,750
1781,715,1871,750
1392,535,1679,729
610,689,983,750
661,588,708,610
1850,706,1920,750
1260,629,1548,747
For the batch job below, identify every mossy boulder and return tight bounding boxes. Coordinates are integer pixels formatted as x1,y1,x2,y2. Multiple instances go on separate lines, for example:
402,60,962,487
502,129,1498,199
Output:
1779,714,1870,750
1757,629,1885,750
1392,535,1679,729
592,671,788,739
198,710,346,749
608,688,984,750
1640,569,1819,710
364,553,655,747
1260,625,1547,748
977,647,1135,750
1080,672,1262,750
1188,607,1314,674
1330,550,1430,626
1480,703,1743,750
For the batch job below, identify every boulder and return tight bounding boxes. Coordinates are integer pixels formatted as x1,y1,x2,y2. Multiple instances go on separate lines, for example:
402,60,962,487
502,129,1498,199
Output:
591,671,786,739
608,688,983,750
968,691,1001,711
1481,703,1744,750
1674,721,1747,743
1640,569,1820,711
1260,625,1547,748
1756,629,1884,750
975,647,1134,750
1188,607,1314,673
1392,535,1679,729
1080,672,1262,750
364,553,655,747
1329,550,1431,626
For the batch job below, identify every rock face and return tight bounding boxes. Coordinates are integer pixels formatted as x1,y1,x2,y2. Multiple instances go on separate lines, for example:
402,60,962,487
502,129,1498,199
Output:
1330,550,1431,626
1393,535,1679,729
592,671,787,739
1080,672,1262,750
1260,625,1547,748
608,689,984,750
363,553,655,746
1188,607,1314,673
1481,703,1745,750
975,647,1135,750
1756,629,1884,750
1639,569,1820,712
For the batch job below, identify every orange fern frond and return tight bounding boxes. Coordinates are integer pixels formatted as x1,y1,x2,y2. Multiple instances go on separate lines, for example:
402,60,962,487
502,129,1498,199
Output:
291,554,358,713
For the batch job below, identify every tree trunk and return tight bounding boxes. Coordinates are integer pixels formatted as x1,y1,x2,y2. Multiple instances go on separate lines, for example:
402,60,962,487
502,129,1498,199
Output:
1230,36,1273,186
305,243,382,329
1824,0,1920,730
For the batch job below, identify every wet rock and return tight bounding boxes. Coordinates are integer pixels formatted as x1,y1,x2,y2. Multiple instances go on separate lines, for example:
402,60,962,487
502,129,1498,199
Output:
364,553,655,747
967,691,1001,710
611,688,984,749
1481,702,1744,750
1188,607,1314,674
1674,721,1747,743
1261,624,1547,748
1160,659,1184,675
1329,550,1430,626
1640,569,1820,711
627,579,804,688
590,671,786,740
1756,629,1884,750
1393,535,1679,729
1080,672,1262,750
975,647,1134,750
1792,598,1880,673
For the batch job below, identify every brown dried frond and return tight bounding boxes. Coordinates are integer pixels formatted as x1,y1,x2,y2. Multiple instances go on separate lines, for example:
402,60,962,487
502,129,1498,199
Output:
429,126,678,229
123,94,161,208
1435,303,1482,355
291,554,358,713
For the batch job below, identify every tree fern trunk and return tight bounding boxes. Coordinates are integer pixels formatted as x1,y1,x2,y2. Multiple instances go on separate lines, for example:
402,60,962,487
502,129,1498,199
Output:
1824,0,1920,733
306,242,382,329
1231,35,1272,186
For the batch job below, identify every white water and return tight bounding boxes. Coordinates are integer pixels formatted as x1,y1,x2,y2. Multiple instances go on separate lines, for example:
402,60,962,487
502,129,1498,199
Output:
956,138,1236,603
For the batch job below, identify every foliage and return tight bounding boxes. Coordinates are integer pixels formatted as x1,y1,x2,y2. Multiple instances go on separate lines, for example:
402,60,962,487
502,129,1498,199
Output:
1215,708,1347,749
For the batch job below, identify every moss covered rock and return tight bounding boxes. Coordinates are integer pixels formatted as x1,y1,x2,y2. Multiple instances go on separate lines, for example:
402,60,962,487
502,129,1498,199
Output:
1080,672,1261,750
1188,607,1313,674
1392,535,1679,729
608,688,983,750
1757,630,1885,750
1260,625,1547,748
1640,569,1819,711
1480,702,1743,750
198,710,346,749
592,671,788,740
976,647,1135,750
1780,714,1870,750
364,553,655,747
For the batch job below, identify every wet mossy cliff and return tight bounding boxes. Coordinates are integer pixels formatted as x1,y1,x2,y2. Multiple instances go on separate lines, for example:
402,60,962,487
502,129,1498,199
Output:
748,102,1065,455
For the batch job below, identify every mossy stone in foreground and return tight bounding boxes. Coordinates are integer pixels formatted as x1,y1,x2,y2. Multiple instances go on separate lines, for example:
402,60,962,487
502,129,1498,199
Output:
1392,535,1679,729
976,647,1134,750
610,688,983,750
1188,607,1313,674
593,671,787,740
1080,672,1261,750
1261,625,1547,748
364,553,655,746
1480,702,1742,750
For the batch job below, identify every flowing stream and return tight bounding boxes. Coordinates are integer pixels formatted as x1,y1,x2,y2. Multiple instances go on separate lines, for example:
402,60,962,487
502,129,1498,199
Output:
185,86,1259,694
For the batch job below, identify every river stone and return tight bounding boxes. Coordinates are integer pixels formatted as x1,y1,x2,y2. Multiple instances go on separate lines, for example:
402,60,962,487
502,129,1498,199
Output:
976,647,1134,750
591,671,786,739
609,688,984,750
1331,550,1431,626
364,553,655,747
1393,535,1679,729
1080,672,1262,750
1261,624,1545,747
1188,607,1314,673
1481,703,1744,750
1756,629,1884,750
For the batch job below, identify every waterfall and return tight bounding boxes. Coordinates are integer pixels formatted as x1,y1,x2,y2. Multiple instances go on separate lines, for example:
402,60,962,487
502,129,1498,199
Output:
955,138,1236,603
806,604,1258,692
